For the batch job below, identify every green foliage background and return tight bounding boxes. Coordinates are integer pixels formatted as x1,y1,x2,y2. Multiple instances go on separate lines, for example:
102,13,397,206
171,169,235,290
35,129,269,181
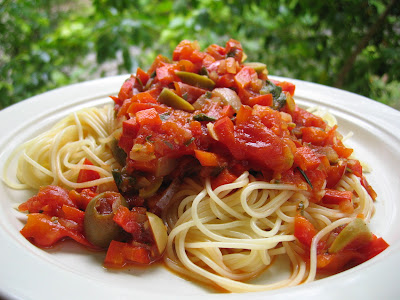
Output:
1,0,399,109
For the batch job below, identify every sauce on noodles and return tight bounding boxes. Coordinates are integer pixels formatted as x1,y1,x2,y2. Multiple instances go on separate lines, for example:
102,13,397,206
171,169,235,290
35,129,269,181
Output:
6,39,389,293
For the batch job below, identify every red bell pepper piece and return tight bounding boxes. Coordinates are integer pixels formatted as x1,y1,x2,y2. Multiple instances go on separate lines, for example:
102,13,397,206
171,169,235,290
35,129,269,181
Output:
194,150,223,167
18,185,76,216
135,108,162,127
234,66,257,90
248,93,273,107
77,158,100,192
211,169,238,190
301,127,328,146
235,105,253,125
136,67,150,86
294,147,321,171
326,161,347,188
104,240,151,268
20,213,92,248
294,214,317,248
276,81,296,96
322,189,353,205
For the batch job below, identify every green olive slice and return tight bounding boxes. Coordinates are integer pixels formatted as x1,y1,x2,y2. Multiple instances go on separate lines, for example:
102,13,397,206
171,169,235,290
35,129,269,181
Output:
158,88,194,112
243,62,267,74
146,212,168,254
139,177,163,198
328,218,372,253
175,71,216,90
84,192,128,248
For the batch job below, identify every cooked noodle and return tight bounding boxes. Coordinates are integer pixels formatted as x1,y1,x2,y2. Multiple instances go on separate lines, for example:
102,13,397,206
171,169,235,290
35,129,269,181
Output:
163,171,374,292
3,105,118,190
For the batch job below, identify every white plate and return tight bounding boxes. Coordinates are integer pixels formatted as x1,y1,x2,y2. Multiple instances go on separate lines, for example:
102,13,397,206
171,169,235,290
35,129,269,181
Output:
0,75,399,300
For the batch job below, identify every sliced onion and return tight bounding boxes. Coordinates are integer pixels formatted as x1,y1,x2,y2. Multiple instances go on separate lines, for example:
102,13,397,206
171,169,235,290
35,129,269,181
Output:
211,88,242,112
129,144,156,161
207,123,219,141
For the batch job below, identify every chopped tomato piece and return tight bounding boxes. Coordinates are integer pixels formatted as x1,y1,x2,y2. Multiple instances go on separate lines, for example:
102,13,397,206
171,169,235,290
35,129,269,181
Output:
235,105,253,125
276,81,296,96
294,214,317,248
61,205,85,224
69,189,97,211
248,94,273,107
136,67,150,86
225,39,243,62
104,240,151,267
317,251,362,274
360,235,389,260
292,106,327,129
211,169,238,190
294,147,321,171
174,82,207,103
18,185,76,216
76,158,100,193
136,108,162,127
322,189,353,205
234,66,257,90
194,150,224,167
326,161,347,188
20,213,91,248
332,141,353,158
301,127,328,146
214,116,235,144
117,75,136,103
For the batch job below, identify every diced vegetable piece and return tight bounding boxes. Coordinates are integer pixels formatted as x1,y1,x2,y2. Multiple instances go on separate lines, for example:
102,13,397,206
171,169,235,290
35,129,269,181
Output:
243,62,267,74
154,157,178,177
276,81,296,96
294,214,317,248
211,169,238,190
329,218,372,253
322,189,353,205
294,147,321,171
211,87,242,112
146,212,168,254
284,92,296,113
139,177,163,198
104,240,151,267
193,113,216,122
176,71,216,90
158,88,195,112
76,158,100,192
248,94,273,107
194,150,223,167
130,143,156,162
84,192,128,248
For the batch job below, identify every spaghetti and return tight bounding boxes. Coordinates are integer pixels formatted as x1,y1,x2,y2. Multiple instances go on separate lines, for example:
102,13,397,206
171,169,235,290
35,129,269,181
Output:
163,171,374,292
3,105,118,191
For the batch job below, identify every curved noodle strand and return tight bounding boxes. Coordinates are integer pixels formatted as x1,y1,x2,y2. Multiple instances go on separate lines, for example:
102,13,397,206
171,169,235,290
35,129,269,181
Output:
164,171,374,292
3,105,118,191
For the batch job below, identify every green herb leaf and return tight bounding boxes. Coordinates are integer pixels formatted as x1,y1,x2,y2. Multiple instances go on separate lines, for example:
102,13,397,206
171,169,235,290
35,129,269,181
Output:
184,137,195,146
193,113,216,122
199,66,209,76
163,140,174,149
159,112,171,121
297,167,313,189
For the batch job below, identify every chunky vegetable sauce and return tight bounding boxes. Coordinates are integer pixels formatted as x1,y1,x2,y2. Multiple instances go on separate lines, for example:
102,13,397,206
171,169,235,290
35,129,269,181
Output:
18,39,388,275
